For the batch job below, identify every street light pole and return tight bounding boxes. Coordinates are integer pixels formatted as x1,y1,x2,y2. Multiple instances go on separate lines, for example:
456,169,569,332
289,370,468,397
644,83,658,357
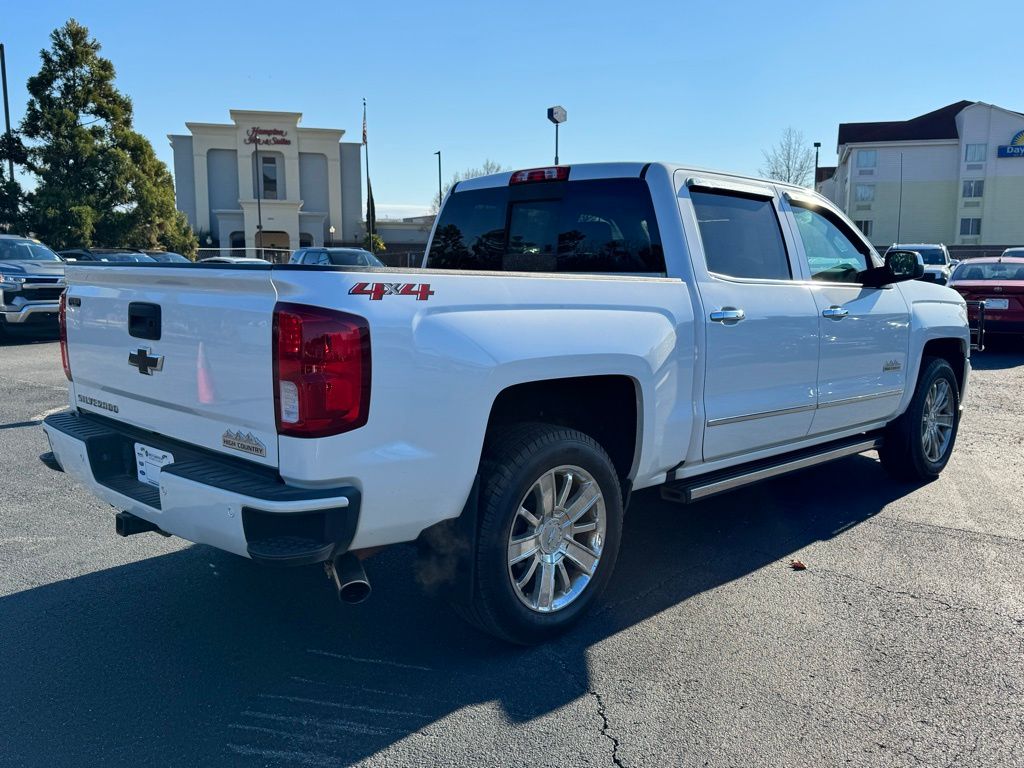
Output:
434,151,442,210
547,106,567,166
253,134,263,257
813,141,821,190
0,44,14,184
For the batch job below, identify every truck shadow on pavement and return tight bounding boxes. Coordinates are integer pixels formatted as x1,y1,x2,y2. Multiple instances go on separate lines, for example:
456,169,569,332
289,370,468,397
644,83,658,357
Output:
0,454,916,767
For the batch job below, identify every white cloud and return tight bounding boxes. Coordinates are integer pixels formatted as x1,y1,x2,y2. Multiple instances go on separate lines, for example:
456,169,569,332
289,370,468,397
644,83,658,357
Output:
375,203,433,220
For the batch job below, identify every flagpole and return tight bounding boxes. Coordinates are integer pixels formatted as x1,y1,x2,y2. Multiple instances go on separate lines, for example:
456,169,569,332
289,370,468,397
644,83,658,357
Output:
363,98,374,254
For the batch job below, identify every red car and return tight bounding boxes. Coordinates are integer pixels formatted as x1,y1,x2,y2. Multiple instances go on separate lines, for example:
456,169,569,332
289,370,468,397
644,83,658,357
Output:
949,256,1024,337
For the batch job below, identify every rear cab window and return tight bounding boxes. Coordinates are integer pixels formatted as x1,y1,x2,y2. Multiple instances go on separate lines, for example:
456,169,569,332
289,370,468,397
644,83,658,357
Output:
426,177,665,274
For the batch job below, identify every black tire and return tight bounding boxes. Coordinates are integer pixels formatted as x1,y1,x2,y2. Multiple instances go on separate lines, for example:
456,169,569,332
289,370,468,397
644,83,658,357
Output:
879,357,961,481
456,423,623,645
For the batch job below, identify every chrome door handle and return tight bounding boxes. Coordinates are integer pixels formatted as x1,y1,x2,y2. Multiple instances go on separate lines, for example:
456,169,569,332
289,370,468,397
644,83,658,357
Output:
709,307,745,324
822,305,849,320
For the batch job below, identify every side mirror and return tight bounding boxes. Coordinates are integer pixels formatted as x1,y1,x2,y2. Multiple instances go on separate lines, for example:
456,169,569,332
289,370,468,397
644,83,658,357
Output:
859,250,924,288
886,249,925,279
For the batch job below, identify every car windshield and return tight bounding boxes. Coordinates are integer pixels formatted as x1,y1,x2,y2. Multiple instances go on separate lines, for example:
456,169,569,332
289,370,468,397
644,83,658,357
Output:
897,247,945,265
952,262,1024,281
100,253,157,262
0,238,62,262
149,252,190,263
327,249,380,266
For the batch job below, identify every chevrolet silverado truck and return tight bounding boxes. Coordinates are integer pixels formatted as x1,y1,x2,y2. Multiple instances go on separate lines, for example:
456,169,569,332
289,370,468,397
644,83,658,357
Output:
0,234,66,336
43,163,970,644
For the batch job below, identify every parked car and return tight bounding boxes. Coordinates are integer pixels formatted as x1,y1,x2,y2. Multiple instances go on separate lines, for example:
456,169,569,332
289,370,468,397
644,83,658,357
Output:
198,256,269,264
144,251,192,264
45,162,970,644
0,234,66,336
60,248,157,264
289,247,384,267
1000,247,1024,258
949,255,1024,337
887,243,953,285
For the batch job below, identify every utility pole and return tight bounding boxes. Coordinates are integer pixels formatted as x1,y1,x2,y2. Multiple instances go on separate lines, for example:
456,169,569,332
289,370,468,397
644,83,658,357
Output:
1,44,15,183
896,152,904,242
434,151,442,210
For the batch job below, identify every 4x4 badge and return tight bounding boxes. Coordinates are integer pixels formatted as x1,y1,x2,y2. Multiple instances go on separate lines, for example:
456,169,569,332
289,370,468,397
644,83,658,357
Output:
128,347,164,375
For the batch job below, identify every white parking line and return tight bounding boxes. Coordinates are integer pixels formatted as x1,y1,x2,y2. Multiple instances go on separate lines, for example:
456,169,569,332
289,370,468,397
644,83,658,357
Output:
30,405,67,422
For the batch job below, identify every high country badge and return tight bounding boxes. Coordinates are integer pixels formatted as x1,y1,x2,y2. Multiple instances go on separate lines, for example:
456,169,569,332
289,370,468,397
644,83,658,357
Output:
222,430,267,458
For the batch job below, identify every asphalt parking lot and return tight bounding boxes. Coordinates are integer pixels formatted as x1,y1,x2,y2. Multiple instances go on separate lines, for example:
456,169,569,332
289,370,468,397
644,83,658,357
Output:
1,336,1023,767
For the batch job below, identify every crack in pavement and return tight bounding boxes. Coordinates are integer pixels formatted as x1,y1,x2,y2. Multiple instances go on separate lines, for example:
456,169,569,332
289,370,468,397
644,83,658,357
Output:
543,647,627,768
867,515,1024,546
588,689,626,768
808,566,1024,628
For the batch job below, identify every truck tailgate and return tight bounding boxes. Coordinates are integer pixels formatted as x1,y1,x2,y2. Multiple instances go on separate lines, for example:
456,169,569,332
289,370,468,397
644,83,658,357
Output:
65,265,280,467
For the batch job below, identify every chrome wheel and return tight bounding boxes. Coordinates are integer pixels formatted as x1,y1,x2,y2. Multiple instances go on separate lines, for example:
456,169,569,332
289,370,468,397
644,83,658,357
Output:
920,378,954,463
506,465,606,614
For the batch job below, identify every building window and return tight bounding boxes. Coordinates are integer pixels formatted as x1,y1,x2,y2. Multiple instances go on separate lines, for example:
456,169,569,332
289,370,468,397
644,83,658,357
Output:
856,150,877,168
261,157,278,200
853,220,873,237
960,217,982,236
962,179,984,198
854,184,875,202
964,144,987,163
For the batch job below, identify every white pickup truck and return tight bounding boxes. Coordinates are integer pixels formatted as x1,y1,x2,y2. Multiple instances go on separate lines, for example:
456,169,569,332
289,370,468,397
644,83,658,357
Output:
44,163,970,644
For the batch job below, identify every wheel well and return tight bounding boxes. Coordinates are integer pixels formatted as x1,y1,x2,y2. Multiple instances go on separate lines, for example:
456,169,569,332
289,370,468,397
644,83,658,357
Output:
486,376,640,481
922,338,966,392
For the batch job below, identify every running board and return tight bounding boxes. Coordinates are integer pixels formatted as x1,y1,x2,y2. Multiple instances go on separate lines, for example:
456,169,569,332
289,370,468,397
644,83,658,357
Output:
661,434,884,504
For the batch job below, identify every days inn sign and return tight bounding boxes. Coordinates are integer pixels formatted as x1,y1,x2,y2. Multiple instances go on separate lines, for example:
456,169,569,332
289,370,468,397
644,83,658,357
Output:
997,129,1024,157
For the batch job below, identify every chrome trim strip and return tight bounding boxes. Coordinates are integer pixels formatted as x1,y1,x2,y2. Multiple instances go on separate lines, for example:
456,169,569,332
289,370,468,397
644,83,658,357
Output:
817,389,903,408
687,438,883,501
707,389,903,427
1,303,61,322
707,403,815,427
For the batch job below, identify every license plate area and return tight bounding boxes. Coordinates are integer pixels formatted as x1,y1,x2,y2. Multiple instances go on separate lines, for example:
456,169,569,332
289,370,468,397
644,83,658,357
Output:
985,298,1009,310
135,443,174,488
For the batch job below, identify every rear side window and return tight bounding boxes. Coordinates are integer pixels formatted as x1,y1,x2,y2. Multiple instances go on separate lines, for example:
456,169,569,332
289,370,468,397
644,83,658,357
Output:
426,178,665,274
690,190,791,280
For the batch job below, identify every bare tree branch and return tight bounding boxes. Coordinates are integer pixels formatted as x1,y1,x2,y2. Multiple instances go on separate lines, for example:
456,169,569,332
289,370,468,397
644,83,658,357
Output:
430,159,506,213
759,127,815,187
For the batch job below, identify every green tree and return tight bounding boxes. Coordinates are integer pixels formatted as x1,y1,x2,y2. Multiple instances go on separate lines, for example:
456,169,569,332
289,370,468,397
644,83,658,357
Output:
19,19,196,255
0,134,27,232
363,232,386,253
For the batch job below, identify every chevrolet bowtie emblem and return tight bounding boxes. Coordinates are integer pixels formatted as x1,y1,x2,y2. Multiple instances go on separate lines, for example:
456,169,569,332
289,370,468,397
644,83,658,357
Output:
128,347,164,375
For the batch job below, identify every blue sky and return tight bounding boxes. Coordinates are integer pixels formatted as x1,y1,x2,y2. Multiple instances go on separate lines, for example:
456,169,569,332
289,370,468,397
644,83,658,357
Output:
3,0,1019,217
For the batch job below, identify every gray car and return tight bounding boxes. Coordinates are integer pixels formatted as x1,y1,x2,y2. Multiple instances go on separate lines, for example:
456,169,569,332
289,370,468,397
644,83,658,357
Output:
0,235,66,337
289,247,384,267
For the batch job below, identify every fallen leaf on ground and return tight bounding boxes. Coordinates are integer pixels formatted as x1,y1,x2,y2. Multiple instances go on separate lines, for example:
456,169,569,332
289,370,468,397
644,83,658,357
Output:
790,560,807,571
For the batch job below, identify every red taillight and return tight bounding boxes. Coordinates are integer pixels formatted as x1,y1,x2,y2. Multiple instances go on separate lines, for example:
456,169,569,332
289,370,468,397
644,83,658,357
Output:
509,166,570,184
272,303,371,438
59,292,72,381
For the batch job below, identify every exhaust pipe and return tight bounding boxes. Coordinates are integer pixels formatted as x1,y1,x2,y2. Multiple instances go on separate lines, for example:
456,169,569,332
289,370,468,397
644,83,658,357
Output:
326,551,372,604
115,511,161,537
